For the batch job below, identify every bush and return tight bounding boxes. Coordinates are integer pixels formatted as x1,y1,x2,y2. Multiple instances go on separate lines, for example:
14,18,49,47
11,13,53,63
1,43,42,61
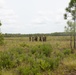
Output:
0,44,64,75
63,49,71,55
31,46,39,54
39,44,53,57
0,47,26,69
18,64,41,75
56,51,64,59
0,52,15,69
31,44,53,57
20,43,29,47
18,66,32,75
0,33,4,45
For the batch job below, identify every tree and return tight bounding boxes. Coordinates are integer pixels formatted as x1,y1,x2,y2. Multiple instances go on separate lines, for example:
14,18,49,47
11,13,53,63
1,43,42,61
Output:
0,21,2,33
64,0,76,49
64,21,74,50
0,21,4,45
0,23,1,26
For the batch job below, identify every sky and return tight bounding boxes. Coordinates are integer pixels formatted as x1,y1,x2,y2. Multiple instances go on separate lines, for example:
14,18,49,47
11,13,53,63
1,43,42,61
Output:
0,0,70,34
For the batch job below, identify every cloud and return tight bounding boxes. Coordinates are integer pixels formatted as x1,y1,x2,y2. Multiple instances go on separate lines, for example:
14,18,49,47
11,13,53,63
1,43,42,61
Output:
31,10,64,25
1,25,21,33
0,0,7,8
0,0,18,25
0,9,15,16
31,17,47,25
0,0,19,33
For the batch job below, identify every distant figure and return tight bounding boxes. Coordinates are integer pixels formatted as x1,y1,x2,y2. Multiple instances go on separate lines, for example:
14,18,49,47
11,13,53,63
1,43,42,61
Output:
35,36,38,41
29,36,46,42
43,36,46,42
32,36,35,41
39,36,42,41
29,36,31,41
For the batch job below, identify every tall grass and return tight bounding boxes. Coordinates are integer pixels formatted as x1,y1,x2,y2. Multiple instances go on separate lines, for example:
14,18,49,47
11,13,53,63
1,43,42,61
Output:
0,36,74,75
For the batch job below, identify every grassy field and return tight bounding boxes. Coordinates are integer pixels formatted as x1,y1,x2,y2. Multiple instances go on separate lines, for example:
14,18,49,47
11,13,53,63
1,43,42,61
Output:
0,36,70,51
0,36,76,75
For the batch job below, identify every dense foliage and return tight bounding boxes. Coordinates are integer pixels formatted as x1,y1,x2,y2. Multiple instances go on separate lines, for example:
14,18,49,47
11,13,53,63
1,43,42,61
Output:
3,32,76,37
0,43,72,75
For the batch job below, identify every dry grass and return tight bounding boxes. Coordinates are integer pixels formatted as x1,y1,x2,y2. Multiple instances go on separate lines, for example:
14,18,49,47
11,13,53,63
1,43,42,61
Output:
50,54,76,75
0,36,70,51
0,36,75,75
1,69,16,75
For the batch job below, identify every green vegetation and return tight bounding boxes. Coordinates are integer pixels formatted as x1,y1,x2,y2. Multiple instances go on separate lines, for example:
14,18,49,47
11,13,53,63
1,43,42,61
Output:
0,0,76,75
64,0,76,49
3,32,75,37
0,36,75,75
0,44,61,74
0,21,4,45
0,33,4,45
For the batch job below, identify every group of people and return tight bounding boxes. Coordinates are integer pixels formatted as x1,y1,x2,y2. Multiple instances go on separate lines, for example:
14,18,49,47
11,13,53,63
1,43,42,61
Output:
29,36,46,42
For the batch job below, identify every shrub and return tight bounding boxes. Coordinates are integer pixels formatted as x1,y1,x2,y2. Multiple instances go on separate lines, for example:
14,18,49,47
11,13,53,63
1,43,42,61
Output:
39,44,53,57
0,47,26,69
18,66,31,75
0,52,15,69
39,59,50,71
18,65,41,75
0,44,63,74
0,33,4,45
31,44,53,57
56,52,64,59
63,49,71,55
45,57,60,70
20,43,29,47
31,46,39,54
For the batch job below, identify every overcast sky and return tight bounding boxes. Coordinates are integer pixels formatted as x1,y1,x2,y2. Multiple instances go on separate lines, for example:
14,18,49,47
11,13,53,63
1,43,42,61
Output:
0,0,70,34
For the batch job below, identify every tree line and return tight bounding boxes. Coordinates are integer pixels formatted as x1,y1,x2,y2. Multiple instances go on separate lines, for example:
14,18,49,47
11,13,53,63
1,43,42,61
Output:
2,32,75,37
64,0,76,51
